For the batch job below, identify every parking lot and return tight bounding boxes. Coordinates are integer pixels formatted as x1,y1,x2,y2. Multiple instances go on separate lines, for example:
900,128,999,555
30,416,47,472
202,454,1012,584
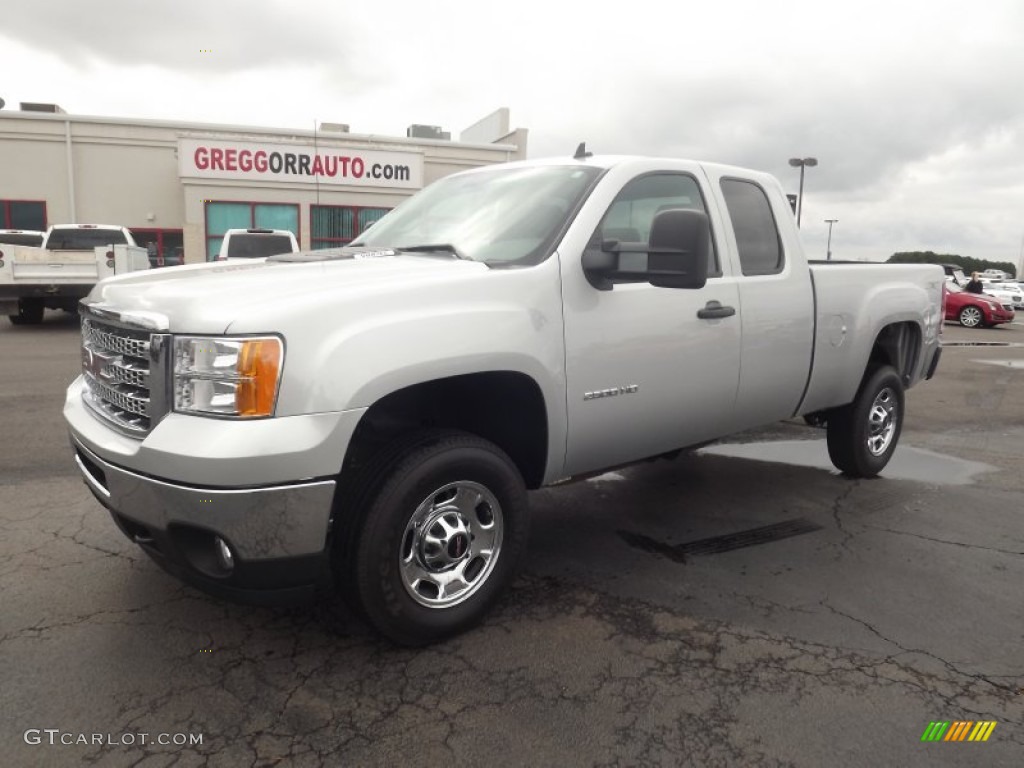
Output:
2,312,1022,767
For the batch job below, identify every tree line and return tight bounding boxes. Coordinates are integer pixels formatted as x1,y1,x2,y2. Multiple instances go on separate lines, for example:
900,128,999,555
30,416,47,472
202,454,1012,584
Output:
887,251,1017,278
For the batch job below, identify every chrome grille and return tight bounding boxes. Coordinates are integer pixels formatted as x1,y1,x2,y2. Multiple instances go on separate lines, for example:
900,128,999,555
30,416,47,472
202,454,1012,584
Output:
82,319,151,358
104,360,148,388
81,316,154,435
87,376,149,416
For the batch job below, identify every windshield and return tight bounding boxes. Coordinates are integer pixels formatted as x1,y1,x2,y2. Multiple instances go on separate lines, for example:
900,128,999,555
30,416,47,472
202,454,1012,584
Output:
354,164,603,265
227,234,295,258
46,229,128,250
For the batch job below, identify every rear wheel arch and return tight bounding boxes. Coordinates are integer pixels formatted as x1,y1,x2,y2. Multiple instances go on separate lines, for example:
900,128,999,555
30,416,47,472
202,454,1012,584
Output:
867,321,922,384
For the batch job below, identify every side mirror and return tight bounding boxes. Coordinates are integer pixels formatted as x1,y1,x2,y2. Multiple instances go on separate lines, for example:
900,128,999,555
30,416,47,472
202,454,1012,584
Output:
647,208,709,290
582,208,710,290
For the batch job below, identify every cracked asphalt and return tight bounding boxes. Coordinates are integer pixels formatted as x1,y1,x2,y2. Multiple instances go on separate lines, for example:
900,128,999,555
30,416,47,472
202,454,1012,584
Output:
2,312,1022,767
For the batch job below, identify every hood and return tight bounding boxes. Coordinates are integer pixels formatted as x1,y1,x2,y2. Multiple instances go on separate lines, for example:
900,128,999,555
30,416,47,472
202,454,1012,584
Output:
87,251,491,333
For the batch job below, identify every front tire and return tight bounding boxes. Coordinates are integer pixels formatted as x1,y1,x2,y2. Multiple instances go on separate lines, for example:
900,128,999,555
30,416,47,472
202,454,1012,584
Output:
350,431,529,646
826,365,904,478
958,305,983,328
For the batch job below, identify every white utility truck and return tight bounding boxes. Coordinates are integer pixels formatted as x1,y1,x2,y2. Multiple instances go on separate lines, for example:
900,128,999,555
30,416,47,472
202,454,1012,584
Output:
2,224,148,324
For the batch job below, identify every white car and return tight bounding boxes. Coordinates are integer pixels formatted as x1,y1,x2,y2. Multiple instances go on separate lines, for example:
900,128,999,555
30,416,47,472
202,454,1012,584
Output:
980,281,1024,310
980,268,1010,281
215,228,298,261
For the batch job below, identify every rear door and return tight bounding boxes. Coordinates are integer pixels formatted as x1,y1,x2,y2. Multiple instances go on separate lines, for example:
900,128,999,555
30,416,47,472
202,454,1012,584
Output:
702,169,814,428
560,168,742,476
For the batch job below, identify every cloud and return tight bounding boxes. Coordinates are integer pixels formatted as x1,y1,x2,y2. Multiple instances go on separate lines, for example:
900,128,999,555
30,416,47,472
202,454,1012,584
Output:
2,0,1022,264
4,0,357,73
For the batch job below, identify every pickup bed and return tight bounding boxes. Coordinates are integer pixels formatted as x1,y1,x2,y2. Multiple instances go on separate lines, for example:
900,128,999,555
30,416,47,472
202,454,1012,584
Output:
2,224,148,324
64,155,943,644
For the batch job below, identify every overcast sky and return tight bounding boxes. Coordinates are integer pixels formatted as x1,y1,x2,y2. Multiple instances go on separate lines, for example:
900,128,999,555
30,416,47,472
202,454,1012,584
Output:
2,0,1023,268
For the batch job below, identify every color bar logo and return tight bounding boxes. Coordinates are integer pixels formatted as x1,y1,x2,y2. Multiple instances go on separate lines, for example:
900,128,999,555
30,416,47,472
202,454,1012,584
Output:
921,721,997,742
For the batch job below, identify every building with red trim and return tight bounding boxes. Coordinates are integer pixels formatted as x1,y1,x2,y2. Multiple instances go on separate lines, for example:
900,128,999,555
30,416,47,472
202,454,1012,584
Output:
0,105,526,264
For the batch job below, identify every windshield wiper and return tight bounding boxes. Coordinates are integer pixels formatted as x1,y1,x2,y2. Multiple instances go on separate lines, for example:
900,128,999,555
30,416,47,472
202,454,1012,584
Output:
397,243,470,260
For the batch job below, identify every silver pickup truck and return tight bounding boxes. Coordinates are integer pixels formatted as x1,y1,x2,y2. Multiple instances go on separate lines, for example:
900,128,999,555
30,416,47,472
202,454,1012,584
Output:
64,155,943,644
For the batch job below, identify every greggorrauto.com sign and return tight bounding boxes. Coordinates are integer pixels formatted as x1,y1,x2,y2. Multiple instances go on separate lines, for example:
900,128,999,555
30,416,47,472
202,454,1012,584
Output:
178,138,423,189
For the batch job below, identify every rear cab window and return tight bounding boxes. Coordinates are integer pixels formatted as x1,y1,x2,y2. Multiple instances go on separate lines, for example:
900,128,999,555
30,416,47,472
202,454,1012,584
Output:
227,234,296,258
0,232,44,247
46,229,128,250
719,179,784,276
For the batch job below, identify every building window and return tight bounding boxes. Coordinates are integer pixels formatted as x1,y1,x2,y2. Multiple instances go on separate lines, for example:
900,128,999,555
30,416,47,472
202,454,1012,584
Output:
311,205,391,249
130,228,184,267
204,201,300,260
1,200,47,231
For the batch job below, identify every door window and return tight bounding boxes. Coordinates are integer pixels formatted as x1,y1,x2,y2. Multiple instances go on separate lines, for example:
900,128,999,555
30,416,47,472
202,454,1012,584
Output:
720,179,784,276
590,173,718,277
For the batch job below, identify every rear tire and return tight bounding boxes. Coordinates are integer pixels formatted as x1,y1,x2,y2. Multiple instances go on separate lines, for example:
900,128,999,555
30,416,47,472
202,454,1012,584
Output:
9,298,44,325
826,365,904,478
341,430,529,646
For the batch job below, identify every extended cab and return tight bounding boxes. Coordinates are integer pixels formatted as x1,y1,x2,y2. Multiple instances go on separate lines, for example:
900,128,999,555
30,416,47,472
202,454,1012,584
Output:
64,156,943,644
2,224,148,324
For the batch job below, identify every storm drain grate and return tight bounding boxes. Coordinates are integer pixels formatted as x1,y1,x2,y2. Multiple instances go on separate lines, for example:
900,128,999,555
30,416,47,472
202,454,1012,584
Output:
619,518,823,563
941,341,1022,348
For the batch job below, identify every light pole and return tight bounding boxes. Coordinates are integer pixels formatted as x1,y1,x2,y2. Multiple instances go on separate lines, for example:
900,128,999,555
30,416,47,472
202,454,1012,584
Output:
825,218,838,261
788,157,818,227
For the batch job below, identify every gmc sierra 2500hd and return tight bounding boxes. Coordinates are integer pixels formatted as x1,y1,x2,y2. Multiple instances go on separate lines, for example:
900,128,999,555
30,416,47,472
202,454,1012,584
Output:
64,155,943,644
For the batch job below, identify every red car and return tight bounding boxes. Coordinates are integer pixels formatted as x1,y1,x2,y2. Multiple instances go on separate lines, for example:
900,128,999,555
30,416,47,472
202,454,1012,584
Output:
944,282,1015,328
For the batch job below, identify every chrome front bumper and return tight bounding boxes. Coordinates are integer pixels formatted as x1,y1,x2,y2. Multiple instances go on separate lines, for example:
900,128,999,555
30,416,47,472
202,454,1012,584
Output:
72,439,336,600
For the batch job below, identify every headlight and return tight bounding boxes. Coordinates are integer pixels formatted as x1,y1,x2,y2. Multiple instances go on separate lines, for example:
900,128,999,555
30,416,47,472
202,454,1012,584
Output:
173,336,283,417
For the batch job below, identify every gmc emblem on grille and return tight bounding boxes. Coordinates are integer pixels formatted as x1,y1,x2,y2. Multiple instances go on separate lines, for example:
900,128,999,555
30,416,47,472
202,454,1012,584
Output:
82,346,114,381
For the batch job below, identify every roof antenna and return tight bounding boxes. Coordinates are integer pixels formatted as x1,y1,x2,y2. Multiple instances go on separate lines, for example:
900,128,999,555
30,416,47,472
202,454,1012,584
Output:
573,142,592,160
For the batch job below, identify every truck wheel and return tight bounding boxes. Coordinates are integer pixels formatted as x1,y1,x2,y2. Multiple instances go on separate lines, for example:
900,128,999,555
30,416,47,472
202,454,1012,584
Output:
826,365,904,478
9,298,44,325
349,430,529,646
958,305,982,328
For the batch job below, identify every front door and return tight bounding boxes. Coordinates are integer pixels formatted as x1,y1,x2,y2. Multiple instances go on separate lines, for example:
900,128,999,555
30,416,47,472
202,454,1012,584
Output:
560,171,742,476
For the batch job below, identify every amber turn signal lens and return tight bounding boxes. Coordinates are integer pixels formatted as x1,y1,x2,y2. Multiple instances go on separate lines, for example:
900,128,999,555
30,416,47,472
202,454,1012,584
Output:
235,339,283,417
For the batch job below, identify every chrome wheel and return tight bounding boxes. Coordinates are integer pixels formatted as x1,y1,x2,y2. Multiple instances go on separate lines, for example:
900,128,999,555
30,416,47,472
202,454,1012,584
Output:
866,387,898,456
959,306,982,327
827,365,904,478
399,481,503,608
